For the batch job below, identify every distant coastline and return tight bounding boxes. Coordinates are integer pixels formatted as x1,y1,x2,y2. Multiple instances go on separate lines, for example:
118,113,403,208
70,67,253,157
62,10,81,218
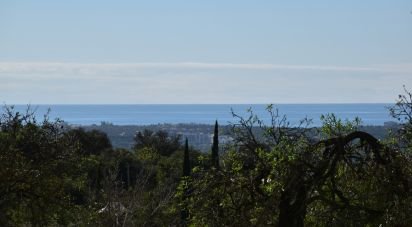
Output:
9,103,394,126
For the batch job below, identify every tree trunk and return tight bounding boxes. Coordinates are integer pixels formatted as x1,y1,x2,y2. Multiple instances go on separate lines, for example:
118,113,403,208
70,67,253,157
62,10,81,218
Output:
278,184,307,227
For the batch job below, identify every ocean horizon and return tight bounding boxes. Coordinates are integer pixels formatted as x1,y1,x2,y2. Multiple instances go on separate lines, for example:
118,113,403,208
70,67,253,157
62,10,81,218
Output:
6,103,396,126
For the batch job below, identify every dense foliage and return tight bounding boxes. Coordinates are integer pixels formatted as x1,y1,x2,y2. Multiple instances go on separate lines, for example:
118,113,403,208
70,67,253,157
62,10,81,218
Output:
0,90,411,226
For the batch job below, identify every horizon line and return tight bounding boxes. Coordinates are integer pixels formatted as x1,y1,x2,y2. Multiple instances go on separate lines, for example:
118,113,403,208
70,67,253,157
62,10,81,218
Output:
4,102,395,105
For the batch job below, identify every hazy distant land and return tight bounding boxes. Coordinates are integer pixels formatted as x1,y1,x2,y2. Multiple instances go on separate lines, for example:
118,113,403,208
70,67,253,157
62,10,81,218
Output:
78,122,400,152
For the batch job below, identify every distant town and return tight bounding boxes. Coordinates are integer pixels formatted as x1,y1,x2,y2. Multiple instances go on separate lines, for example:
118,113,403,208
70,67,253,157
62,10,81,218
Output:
76,121,400,152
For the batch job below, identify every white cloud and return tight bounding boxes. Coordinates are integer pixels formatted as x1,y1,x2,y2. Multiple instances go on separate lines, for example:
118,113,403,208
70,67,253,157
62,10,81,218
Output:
1,62,412,75
0,62,411,104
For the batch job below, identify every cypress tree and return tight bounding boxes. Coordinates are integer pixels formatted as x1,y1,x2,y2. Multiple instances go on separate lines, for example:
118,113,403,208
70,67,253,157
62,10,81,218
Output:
181,138,190,226
211,121,223,221
183,138,191,177
211,120,219,169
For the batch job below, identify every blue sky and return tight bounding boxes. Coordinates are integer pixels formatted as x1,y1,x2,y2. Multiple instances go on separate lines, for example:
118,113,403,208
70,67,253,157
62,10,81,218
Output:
1,0,411,104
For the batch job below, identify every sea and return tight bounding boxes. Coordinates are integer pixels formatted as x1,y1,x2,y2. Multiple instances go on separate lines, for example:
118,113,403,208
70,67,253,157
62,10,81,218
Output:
8,104,396,126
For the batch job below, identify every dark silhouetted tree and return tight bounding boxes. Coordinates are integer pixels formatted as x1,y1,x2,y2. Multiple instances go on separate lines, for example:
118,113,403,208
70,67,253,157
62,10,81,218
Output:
134,129,181,156
181,138,191,226
64,128,112,155
211,120,219,169
183,138,190,177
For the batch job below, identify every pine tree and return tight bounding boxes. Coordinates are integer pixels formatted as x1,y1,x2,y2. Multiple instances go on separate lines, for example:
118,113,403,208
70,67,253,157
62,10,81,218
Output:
211,120,219,169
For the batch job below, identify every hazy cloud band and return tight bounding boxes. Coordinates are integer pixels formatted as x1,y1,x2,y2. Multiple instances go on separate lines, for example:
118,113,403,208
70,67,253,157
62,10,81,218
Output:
1,62,411,104
1,62,412,74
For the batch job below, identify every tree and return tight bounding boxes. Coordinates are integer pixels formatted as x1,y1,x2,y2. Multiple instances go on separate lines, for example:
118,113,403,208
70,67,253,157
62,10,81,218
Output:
183,138,191,177
133,129,181,156
180,138,191,226
389,85,412,149
184,106,412,226
211,120,220,169
64,128,112,155
0,106,92,225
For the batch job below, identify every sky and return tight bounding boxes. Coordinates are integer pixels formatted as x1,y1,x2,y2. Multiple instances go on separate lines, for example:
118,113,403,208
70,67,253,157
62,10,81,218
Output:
1,0,411,104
